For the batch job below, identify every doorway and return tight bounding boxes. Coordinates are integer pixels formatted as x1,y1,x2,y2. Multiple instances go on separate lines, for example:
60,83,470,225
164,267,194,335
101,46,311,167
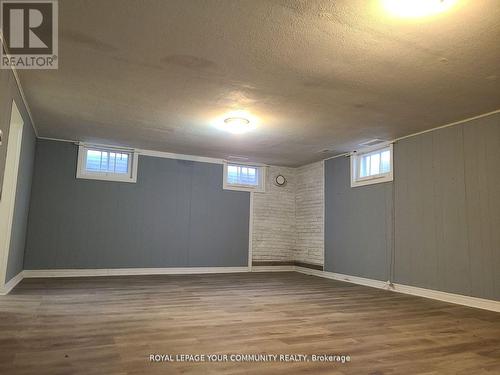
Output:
0,100,24,292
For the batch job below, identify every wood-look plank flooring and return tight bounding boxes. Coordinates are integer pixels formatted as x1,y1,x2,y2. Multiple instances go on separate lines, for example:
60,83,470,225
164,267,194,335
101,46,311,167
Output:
1,272,499,375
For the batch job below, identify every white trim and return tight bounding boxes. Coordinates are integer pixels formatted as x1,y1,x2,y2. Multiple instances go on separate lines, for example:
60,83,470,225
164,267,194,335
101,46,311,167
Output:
79,142,134,152
296,267,389,289
0,100,24,290
248,192,254,269
226,160,268,167
321,159,325,265
393,108,500,143
76,144,139,183
37,136,77,143
139,149,224,165
350,144,393,187
223,185,264,193
251,266,295,272
37,137,226,165
323,152,350,162
322,109,500,166
5,267,500,312
0,32,38,137
295,268,500,313
351,140,393,154
0,271,23,295
389,283,500,313
37,108,500,169
22,267,249,278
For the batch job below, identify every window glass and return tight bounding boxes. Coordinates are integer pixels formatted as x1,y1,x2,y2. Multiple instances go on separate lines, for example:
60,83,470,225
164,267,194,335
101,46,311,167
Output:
351,145,393,187
381,150,391,173
224,163,264,191
227,164,259,186
77,145,137,183
85,149,129,174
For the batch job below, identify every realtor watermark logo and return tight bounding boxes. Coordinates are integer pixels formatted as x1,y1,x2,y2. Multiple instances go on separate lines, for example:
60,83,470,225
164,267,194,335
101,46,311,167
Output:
1,0,58,69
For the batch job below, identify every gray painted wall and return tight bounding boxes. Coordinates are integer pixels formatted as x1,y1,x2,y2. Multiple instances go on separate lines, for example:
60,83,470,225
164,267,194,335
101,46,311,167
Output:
324,113,500,301
24,140,250,269
324,156,393,281
1,68,36,283
394,115,500,301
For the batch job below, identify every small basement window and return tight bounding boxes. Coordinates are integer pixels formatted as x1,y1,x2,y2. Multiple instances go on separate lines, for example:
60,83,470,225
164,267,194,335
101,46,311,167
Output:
77,144,138,183
351,144,393,187
223,162,265,192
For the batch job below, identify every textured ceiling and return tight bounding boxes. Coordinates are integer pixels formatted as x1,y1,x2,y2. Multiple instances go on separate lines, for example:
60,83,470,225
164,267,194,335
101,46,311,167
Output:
19,0,500,166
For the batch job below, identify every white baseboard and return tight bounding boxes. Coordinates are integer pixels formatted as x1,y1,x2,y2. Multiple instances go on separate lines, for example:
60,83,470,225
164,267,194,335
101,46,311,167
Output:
389,283,500,313
295,267,500,313
296,267,389,289
0,271,24,295
23,267,250,278
251,266,295,272
5,267,500,312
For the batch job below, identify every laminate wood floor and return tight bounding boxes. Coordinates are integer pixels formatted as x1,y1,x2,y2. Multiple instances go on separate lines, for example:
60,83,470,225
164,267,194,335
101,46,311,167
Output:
1,272,499,375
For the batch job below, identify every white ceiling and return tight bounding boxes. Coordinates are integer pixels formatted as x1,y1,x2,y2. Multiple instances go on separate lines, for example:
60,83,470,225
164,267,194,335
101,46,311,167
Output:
19,0,500,166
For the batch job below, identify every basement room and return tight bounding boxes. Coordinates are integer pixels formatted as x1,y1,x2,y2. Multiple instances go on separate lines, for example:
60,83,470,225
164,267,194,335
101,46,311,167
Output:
0,0,499,374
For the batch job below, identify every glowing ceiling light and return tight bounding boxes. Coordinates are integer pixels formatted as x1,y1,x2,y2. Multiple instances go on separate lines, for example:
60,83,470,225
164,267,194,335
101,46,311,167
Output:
382,0,457,18
213,111,258,134
219,117,251,134
225,117,250,126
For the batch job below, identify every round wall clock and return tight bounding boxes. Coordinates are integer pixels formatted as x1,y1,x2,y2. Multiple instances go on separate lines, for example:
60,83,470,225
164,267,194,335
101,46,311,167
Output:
275,174,287,186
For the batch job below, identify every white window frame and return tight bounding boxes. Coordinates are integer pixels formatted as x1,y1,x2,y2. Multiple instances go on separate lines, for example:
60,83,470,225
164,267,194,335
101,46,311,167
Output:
76,144,139,183
223,162,266,192
350,144,393,187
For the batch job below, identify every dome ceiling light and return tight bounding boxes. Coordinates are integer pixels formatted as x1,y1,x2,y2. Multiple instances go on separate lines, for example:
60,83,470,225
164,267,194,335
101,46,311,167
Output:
382,0,458,18
213,111,258,134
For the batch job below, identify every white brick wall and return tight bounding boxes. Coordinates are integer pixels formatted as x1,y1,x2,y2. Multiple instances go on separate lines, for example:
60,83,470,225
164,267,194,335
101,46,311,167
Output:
252,166,296,262
251,162,324,266
295,161,324,265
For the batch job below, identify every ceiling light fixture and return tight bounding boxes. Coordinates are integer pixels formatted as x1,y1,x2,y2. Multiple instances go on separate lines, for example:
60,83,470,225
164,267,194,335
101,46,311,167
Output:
213,111,258,134
221,117,251,134
382,0,457,18
225,117,250,126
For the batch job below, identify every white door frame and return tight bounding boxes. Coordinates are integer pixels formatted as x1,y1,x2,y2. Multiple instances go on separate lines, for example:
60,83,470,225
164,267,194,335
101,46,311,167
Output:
248,192,253,270
0,100,24,289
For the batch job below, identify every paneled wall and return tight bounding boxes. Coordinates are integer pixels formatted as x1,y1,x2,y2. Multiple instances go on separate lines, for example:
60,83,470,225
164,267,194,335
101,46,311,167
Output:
24,140,250,269
324,157,393,281
394,115,500,300
324,112,500,301
25,141,327,271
